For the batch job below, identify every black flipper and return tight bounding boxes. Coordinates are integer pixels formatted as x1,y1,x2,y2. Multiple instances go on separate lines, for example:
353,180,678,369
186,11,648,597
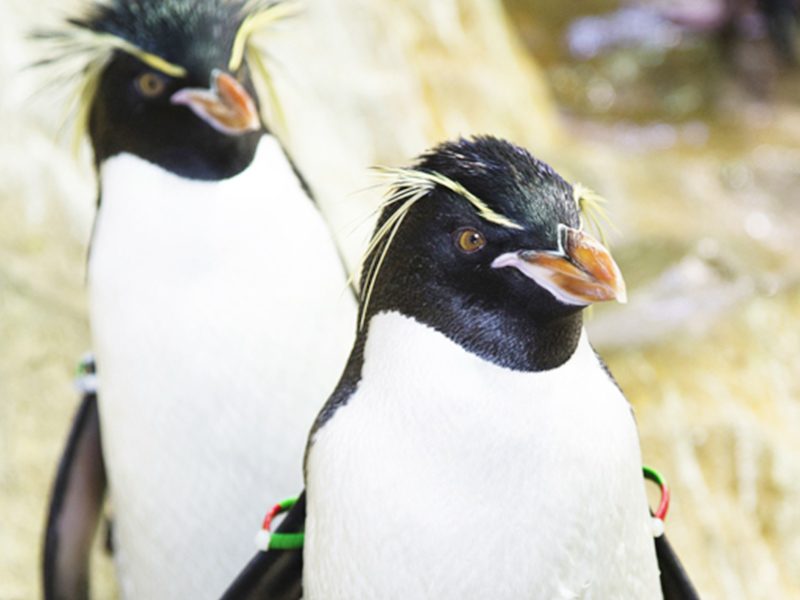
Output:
656,534,700,599
43,388,107,600
221,492,306,600
221,493,700,599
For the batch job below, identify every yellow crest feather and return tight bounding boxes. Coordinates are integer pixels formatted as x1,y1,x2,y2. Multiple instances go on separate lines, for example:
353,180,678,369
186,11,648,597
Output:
573,183,617,246
355,166,522,330
39,0,298,155
229,1,302,72
373,167,523,230
38,23,185,156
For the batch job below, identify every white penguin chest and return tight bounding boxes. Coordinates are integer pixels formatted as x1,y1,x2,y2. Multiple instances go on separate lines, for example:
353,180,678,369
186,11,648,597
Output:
305,312,661,600
89,136,353,439
87,136,355,599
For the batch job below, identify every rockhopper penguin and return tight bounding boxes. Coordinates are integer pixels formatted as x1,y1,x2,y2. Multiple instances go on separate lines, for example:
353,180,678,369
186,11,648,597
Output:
41,2,356,598
223,136,699,599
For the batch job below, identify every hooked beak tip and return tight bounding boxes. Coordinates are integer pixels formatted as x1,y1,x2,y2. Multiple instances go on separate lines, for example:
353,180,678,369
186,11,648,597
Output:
170,70,260,136
493,227,627,307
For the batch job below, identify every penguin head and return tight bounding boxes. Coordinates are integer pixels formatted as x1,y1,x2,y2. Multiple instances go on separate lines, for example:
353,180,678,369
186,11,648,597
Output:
359,136,626,368
59,0,291,179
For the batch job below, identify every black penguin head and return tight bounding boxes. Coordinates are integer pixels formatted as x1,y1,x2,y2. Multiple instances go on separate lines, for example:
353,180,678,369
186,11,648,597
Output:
359,136,626,370
61,0,291,180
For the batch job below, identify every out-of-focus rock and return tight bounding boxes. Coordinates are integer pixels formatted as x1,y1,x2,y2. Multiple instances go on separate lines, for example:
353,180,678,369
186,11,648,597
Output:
607,287,800,599
588,254,758,349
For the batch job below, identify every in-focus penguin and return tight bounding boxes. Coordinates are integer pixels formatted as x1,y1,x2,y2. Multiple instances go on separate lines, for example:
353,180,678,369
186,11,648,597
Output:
41,2,356,598
223,136,699,599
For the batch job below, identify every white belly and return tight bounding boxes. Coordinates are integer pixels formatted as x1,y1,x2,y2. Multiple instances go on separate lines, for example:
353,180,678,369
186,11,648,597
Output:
88,137,356,599
305,312,661,600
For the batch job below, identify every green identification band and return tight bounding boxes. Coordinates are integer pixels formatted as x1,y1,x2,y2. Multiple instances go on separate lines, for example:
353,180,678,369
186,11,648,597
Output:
257,497,304,551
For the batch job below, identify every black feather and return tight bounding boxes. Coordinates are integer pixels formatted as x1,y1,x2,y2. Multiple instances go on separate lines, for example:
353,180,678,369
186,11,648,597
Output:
70,0,253,77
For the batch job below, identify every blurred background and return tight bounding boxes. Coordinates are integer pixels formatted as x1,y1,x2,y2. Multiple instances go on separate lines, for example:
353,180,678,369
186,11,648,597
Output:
1,0,799,598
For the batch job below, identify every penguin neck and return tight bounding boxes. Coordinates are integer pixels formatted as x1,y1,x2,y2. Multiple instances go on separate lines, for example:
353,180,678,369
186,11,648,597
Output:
89,105,264,182
311,303,583,437
93,131,312,208
91,133,313,268
439,302,585,372
362,293,585,373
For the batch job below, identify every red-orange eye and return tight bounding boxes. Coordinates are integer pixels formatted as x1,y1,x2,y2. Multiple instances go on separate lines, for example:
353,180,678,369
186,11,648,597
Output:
135,72,167,98
454,227,486,253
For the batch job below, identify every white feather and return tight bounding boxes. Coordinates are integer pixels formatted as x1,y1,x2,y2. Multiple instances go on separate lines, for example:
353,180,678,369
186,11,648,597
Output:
88,135,356,599
305,311,661,600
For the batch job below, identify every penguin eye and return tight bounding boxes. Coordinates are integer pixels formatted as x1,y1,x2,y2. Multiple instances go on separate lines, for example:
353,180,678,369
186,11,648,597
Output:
454,227,486,254
135,72,167,98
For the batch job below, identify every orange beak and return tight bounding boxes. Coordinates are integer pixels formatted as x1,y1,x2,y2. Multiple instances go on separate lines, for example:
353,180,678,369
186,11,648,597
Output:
171,69,261,136
491,225,627,306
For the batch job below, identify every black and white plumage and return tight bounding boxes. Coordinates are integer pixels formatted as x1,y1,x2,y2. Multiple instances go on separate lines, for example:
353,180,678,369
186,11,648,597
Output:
223,136,699,599
41,1,356,598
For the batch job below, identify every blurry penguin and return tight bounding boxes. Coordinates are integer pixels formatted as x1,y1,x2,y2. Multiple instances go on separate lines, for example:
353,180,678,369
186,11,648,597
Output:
40,1,356,598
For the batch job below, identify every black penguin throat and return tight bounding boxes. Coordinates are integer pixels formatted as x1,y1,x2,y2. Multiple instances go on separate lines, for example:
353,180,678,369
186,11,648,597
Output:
90,125,263,182
388,302,584,373
364,269,586,372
